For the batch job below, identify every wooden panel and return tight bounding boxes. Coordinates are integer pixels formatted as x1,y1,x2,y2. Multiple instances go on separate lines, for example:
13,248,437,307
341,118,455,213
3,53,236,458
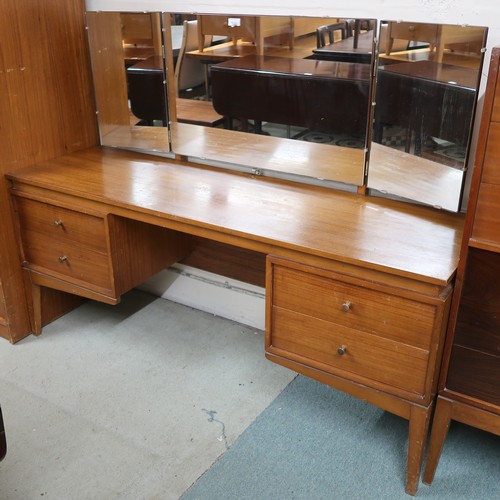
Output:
180,238,266,287
40,287,85,327
446,345,500,406
86,11,130,135
0,281,7,325
269,306,429,395
492,56,500,122
272,264,437,350
108,216,192,295
121,13,155,41
454,248,500,356
0,0,98,342
198,15,257,40
471,183,500,245
478,122,500,185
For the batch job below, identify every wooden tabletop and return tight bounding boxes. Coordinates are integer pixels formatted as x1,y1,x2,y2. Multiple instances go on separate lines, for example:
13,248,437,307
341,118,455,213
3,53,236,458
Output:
7,146,464,286
368,142,465,212
379,60,479,89
211,55,371,82
186,35,320,63
313,31,374,57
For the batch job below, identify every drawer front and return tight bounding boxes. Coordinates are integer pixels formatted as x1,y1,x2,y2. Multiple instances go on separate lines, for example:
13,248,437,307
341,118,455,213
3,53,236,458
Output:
272,265,437,350
200,15,256,39
446,345,500,407
271,307,428,394
388,22,439,43
22,230,112,290
16,197,108,252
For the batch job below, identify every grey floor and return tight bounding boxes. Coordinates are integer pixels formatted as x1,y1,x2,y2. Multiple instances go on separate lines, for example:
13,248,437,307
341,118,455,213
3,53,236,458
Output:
0,290,295,499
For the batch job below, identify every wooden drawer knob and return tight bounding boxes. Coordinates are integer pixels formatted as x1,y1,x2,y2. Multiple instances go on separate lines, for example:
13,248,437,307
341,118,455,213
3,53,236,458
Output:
337,345,347,356
341,301,351,312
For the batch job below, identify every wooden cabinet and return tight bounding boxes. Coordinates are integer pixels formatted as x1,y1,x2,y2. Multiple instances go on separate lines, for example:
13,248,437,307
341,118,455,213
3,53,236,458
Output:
423,47,500,486
197,15,293,55
266,256,453,495
385,22,441,55
11,192,191,334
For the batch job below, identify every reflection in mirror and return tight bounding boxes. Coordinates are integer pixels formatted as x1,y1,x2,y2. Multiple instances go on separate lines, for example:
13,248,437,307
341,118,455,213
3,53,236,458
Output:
368,21,488,211
165,14,376,187
86,11,170,154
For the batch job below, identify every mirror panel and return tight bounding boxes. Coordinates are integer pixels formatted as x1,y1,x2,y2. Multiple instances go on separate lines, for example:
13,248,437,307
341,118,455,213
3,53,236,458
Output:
86,11,171,154
165,13,376,187
368,21,488,211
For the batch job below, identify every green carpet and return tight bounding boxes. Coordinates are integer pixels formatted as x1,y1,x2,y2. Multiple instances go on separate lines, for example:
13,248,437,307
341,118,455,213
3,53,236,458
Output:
181,375,499,499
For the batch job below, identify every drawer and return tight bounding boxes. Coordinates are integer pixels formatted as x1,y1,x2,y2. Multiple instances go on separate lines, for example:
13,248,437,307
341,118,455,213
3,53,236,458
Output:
21,229,112,290
388,22,439,44
271,306,429,395
272,265,437,350
446,345,500,407
15,197,108,253
199,15,256,39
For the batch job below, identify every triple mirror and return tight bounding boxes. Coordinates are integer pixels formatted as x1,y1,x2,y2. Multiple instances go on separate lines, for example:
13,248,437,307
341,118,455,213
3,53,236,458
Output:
86,11,487,212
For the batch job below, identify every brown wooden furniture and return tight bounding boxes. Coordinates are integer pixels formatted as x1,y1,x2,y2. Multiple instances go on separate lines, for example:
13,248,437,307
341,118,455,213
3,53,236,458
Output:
170,122,366,186
7,145,463,495
210,55,371,136
385,22,441,57
197,15,293,56
311,31,374,63
423,46,500,486
373,60,480,155
0,0,99,343
126,55,223,128
120,12,163,66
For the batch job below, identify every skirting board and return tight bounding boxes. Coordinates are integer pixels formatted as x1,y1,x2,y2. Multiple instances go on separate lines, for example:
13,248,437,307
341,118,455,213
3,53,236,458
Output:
137,264,266,330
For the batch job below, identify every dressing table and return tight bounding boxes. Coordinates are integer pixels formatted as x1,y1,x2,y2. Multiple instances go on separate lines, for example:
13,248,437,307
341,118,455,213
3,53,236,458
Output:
8,144,463,495
5,10,490,497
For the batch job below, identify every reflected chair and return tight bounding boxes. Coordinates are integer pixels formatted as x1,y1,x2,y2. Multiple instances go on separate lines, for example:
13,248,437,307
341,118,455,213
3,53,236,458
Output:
316,23,347,48
174,20,212,97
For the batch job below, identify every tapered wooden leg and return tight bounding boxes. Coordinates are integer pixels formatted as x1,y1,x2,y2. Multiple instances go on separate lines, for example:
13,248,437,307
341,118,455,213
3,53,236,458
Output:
31,282,42,335
22,269,42,335
423,396,453,485
406,404,432,496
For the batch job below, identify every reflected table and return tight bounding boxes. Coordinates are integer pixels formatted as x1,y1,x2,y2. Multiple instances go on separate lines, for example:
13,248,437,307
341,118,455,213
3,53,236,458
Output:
374,60,479,155
210,55,371,136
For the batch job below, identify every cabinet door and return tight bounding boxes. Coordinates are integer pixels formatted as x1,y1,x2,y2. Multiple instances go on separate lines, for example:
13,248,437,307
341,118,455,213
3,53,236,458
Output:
446,248,500,406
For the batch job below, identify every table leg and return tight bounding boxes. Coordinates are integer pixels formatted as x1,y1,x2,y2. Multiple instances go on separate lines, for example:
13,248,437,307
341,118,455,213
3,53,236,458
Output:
422,396,453,485
31,282,42,336
406,403,432,495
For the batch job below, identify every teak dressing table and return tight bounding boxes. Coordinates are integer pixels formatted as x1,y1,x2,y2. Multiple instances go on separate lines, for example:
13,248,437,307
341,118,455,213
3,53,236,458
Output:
7,145,463,495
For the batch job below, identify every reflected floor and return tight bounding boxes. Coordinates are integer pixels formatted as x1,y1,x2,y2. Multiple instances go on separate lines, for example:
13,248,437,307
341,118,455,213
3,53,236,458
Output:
379,124,465,169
